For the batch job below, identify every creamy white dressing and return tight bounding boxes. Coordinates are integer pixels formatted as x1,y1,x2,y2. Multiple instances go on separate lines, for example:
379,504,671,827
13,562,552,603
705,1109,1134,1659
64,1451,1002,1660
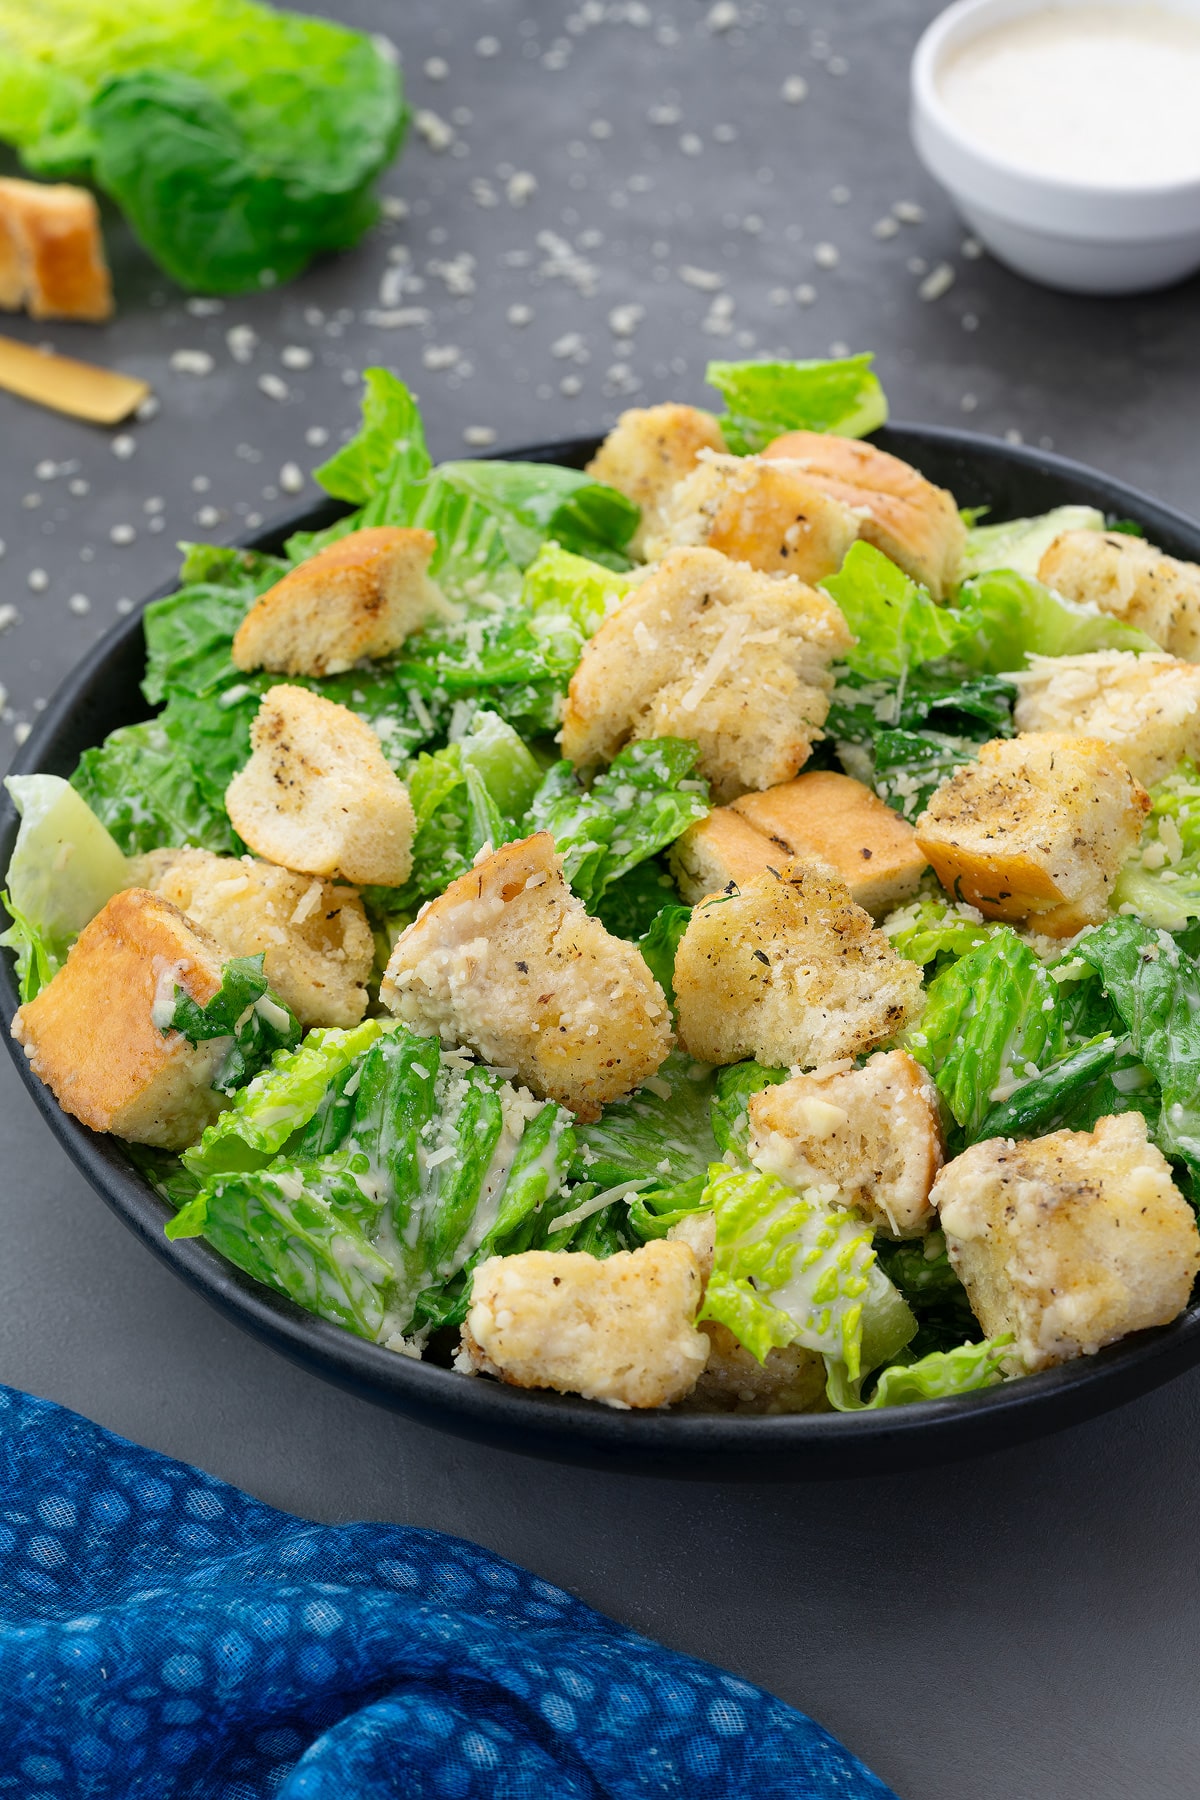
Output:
939,6,1200,187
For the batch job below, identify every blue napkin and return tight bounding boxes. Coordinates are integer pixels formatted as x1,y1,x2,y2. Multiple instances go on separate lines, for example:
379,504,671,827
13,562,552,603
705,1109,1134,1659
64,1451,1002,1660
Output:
0,1385,895,1799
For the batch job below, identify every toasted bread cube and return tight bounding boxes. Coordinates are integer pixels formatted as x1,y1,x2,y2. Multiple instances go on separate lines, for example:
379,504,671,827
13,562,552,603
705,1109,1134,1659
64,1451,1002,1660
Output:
0,178,112,322
462,1240,709,1408
11,889,230,1149
933,1113,1200,1372
226,685,415,888
1012,650,1200,788
586,403,727,556
562,546,853,802
668,807,784,904
381,833,671,1119
232,527,444,678
643,450,862,583
762,430,965,599
1038,530,1200,660
731,771,927,916
134,847,373,1029
748,1050,943,1238
685,1323,828,1414
673,859,923,1068
915,733,1149,936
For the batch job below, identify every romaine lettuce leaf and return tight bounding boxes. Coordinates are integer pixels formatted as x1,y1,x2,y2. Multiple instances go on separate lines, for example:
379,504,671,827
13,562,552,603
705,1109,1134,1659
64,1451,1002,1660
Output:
314,368,431,506
1112,760,1200,931
711,1059,787,1158
882,895,1004,970
822,543,969,679
637,902,692,1008
593,861,681,943
71,718,244,858
974,1036,1154,1144
697,1166,915,1377
960,505,1103,580
0,0,408,292
954,569,1157,671
706,354,888,455
571,1053,721,1191
873,1230,979,1357
1,775,128,999
825,1337,1009,1411
166,953,301,1095
525,739,710,908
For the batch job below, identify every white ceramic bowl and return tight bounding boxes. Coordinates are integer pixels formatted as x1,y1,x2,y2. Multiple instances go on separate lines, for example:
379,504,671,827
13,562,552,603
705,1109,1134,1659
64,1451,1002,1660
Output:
911,0,1200,294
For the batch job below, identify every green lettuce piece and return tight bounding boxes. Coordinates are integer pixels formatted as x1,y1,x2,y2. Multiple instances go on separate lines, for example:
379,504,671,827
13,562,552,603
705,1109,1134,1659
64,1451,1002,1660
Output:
71,718,243,857
822,543,970,680
711,1059,787,1158
1112,760,1200,931
698,1166,915,1378
593,860,681,943
425,460,639,571
910,930,1066,1141
165,953,301,1095
1,775,128,999
0,0,408,292
181,1019,390,1181
1074,917,1200,1173
523,543,634,639
954,569,1158,672
826,1337,1009,1411
873,1231,978,1357
637,903,692,1010
314,368,431,506
706,354,888,455
974,1036,1155,1144
571,1053,721,1191
882,895,1004,970
960,505,1103,580
525,739,710,908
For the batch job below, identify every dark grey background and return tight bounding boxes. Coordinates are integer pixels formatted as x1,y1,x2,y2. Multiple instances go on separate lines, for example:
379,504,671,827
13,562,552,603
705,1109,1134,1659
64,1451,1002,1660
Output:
2,4,1199,1795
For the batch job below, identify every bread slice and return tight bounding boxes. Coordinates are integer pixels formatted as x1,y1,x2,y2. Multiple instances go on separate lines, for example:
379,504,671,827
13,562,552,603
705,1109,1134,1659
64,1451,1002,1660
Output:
12,889,229,1148
762,431,965,598
232,527,444,677
0,178,113,322
731,771,927,916
225,685,415,888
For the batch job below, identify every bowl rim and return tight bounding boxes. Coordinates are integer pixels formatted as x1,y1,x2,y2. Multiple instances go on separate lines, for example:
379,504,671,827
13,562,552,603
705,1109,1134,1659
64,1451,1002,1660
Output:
7,418,1200,1478
911,0,1200,229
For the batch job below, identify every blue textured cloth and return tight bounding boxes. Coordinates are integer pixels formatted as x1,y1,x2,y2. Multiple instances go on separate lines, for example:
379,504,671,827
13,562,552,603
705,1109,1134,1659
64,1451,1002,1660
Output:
0,1386,895,1799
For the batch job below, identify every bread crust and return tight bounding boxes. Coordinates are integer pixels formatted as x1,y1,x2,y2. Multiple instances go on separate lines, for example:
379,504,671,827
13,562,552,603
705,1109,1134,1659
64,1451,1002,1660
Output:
0,178,112,322
586,403,726,556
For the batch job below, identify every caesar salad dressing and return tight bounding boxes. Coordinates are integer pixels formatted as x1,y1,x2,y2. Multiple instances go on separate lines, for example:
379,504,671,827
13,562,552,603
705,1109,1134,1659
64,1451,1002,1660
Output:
150,958,190,1032
938,6,1200,188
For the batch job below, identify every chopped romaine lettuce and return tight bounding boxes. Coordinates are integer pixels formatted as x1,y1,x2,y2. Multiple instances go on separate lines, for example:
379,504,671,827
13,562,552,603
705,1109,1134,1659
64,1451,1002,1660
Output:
1112,760,1200,931
822,543,969,680
826,1337,1009,1410
525,739,710,909
166,953,301,1095
882,895,1005,971
710,1059,787,1158
637,902,693,1009
960,505,1104,580
1,775,128,999
571,1053,721,1191
697,1166,915,1377
0,0,408,293
314,368,431,506
954,568,1158,671
974,1036,1154,1144
593,861,681,943
706,354,888,455
873,1231,979,1357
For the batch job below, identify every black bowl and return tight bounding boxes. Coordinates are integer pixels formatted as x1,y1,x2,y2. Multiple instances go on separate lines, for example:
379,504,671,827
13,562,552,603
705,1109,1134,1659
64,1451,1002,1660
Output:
5,425,1200,1480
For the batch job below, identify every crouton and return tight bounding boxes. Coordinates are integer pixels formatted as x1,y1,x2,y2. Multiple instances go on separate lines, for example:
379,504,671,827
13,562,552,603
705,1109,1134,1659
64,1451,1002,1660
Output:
1038,530,1200,660
915,732,1149,936
586,403,727,556
561,546,853,802
643,450,862,583
672,860,924,1068
461,1240,709,1408
231,527,444,678
134,847,373,1029
667,1209,716,1282
0,178,112,322
225,685,415,888
381,833,671,1120
667,807,782,904
762,431,965,598
731,771,927,916
1011,650,1200,788
933,1113,1200,1372
685,1323,828,1414
11,889,230,1149
747,1050,943,1238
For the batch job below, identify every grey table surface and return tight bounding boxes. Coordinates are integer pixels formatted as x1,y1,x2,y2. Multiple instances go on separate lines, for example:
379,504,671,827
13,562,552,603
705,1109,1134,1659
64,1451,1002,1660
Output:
3,4,1200,1796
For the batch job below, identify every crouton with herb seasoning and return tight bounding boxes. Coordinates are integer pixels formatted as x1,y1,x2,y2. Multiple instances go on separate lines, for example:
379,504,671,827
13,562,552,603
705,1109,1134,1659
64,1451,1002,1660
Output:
12,889,229,1149
562,546,853,803
915,733,1149,937
933,1113,1200,1373
747,1050,944,1239
133,847,373,1029
381,832,672,1121
672,860,924,1069
761,430,965,598
643,450,862,583
461,1239,709,1409
226,685,415,888
1038,530,1200,660
232,527,446,678
1012,650,1200,787
585,402,727,556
